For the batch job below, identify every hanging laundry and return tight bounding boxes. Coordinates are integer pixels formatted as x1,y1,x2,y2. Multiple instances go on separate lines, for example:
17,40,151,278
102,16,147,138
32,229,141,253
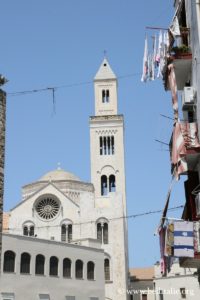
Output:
174,221,194,258
171,122,200,179
156,31,162,76
167,63,179,121
149,35,157,81
194,222,200,253
141,30,170,83
165,223,174,256
141,35,149,82
159,227,167,275
169,16,181,38
163,31,170,58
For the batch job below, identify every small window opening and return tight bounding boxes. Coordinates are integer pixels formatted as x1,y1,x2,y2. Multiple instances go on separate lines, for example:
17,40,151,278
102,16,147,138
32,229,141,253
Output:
100,137,103,155
87,261,95,280
101,175,108,196
104,258,110,281
49,256,58,276
109,175,116,192
35,254,45,275
75,260,83,279
63,258,71,278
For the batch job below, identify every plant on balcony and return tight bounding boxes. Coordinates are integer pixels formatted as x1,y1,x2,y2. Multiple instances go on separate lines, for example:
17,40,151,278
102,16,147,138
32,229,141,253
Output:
171,44,191,58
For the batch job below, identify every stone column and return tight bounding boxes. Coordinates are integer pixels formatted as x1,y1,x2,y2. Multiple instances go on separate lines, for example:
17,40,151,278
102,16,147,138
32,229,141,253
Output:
0,89,6,273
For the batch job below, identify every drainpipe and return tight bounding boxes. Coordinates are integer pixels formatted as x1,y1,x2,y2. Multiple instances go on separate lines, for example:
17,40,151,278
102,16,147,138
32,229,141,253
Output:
0,75,7,274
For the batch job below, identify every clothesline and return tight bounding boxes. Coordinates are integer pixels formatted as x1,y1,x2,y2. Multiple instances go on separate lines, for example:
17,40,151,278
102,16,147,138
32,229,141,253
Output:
145,26,168,31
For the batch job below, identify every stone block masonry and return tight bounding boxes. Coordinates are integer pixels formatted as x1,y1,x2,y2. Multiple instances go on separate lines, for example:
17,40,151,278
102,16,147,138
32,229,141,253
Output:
0,89,6,273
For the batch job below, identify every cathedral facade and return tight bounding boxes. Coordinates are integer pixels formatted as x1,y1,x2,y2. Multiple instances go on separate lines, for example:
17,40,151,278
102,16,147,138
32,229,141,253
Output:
1,59,128,300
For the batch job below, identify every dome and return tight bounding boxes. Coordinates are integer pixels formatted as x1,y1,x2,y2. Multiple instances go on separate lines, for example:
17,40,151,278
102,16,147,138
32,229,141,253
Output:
39,168,80,182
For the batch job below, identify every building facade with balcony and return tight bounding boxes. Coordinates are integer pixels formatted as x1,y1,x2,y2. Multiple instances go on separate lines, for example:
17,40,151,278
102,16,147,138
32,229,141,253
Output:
154,0,200,274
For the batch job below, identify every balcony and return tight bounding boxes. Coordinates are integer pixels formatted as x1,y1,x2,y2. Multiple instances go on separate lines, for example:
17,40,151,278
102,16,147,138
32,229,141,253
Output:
179,255,200,268
170,122,200,177
164,27,192,90
170,45,192,90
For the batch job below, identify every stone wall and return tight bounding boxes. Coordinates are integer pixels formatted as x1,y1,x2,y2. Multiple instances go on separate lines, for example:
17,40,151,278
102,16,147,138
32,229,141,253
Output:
0,89,6,273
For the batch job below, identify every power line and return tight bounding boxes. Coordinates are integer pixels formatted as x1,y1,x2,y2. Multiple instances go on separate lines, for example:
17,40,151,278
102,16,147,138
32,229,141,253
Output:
5,205,183,231
7,72,141,97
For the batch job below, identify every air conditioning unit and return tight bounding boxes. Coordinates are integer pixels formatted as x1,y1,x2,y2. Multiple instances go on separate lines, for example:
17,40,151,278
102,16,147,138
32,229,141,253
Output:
195,193,200,217
182,87,195,110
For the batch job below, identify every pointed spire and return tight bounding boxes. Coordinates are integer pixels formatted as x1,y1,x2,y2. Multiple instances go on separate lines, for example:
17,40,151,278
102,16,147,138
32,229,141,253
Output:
94,58,117,81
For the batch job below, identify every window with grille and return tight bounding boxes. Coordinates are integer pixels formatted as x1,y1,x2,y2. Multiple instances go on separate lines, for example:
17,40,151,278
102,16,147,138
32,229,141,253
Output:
3,251,15,273
20,252,31,274
35,254,45,275
99,136,114,155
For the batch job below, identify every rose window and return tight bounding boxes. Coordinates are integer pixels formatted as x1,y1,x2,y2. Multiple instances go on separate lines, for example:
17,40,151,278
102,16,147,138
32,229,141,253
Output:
35,197,60,220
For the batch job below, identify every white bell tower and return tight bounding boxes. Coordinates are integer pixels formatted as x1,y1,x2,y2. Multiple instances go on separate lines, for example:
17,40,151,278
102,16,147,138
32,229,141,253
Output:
90,58,128,300
90,58,127,211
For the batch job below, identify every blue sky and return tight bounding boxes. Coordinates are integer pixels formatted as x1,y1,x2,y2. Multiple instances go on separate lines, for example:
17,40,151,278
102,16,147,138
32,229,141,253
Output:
1,0,185,267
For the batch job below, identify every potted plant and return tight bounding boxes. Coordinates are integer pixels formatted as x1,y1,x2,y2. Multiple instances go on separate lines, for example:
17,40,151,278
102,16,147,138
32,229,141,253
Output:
171,44,191,58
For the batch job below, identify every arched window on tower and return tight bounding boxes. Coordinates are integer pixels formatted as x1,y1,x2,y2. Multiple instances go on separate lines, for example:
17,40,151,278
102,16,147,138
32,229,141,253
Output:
3,251,15,273
97,223,102,242
49,256,58,276
101,175,108,196
109,175,116,192
103,223,109,244
106,90,109,103
20,252,31,274
99,136,115,155
75,259,83,279
87,261,95,280
63,258,71,278
102,89,110,103
104,258,110,281
111,135,114,154
102,90,106,103
35,254,45,275
96,220,108,244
